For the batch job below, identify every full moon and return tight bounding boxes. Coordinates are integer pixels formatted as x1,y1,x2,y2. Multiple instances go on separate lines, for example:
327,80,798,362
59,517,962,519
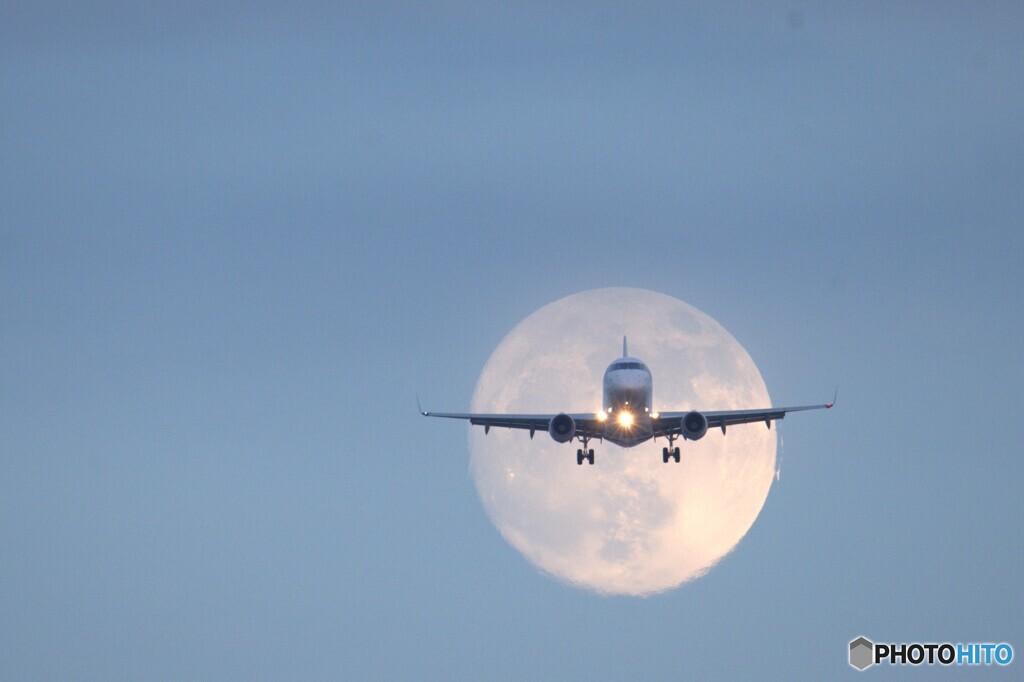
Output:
469,288,776,596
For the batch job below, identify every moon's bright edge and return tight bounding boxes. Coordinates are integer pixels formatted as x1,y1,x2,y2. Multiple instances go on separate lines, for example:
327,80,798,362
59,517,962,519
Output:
468,288,776,596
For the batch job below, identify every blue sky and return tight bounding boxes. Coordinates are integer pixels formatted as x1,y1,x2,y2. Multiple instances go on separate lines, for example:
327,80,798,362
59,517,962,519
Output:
2,2,1022,678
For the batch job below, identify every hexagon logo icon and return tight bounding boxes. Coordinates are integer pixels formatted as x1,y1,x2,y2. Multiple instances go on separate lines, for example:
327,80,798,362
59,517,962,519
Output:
849,636,874,670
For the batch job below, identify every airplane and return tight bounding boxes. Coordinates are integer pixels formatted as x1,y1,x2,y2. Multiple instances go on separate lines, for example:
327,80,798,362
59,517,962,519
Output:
421,337,834,465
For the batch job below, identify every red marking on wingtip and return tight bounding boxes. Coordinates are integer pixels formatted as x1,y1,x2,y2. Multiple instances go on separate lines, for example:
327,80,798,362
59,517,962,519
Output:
826,403,834,408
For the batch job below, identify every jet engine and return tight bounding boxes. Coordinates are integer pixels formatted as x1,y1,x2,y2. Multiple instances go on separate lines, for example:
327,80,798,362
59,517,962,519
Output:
681,411,708,440
548,413,576,443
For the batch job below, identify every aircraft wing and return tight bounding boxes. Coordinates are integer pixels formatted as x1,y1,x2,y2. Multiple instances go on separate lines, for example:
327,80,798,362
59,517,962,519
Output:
420,409,606,439
653,401,834,438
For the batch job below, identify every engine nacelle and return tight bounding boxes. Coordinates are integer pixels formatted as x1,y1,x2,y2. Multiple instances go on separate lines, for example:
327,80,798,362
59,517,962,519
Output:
681,411,708,440
548,413,576,443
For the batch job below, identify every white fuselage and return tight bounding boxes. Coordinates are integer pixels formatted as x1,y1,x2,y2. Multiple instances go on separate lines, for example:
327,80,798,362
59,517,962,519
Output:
601,356,655,447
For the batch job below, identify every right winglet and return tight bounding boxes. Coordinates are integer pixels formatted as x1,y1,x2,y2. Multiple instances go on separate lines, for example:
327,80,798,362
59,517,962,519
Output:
416,393,428,416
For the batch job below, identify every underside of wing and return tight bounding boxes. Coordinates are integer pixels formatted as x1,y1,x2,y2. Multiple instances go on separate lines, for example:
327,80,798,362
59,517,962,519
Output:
421,410,605,439
653,402,833,437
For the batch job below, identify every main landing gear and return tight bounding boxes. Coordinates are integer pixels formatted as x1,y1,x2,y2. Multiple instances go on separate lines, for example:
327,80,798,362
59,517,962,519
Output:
662,434,681,463
576,434,595,465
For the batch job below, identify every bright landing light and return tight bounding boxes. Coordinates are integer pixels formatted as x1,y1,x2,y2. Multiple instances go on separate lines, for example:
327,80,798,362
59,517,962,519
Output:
617,411,634,428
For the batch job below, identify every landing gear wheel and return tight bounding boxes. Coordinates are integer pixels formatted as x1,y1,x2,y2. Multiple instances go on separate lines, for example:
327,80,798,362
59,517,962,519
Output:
673,447,681,463
587,449,595,465
662,447,670,463
576,449,585,466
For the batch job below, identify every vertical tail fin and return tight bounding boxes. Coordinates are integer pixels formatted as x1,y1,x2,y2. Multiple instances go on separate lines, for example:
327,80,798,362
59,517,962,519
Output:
623,336,628,357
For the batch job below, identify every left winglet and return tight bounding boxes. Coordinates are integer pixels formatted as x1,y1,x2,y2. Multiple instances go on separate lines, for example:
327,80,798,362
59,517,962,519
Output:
826,386,838,409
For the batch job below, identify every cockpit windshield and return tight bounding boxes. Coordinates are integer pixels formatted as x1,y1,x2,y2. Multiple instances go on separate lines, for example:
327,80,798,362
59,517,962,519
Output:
611,361,648,371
